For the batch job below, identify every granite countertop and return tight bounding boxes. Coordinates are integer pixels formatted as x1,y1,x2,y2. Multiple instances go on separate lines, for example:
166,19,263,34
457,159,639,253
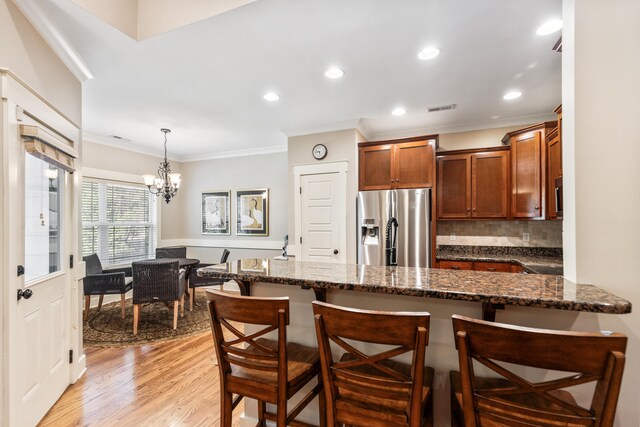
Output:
198,259,631,315
437,246,564,275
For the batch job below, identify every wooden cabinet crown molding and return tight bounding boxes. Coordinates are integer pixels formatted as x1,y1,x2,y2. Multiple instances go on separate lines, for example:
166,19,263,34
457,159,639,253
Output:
501,121,557,145
437,146,509,157
358,134,439,150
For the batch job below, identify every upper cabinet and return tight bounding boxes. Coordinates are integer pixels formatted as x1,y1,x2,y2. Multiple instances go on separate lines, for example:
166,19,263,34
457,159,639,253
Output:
437,148,510,219
359,137,436,190
502,122,556,219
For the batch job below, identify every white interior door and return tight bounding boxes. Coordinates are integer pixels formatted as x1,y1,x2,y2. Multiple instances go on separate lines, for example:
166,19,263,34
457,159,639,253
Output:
300,172,345,263
5,100,72,426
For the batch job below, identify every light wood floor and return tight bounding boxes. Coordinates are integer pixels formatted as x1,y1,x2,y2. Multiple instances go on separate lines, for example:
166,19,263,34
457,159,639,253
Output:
39,332,241,427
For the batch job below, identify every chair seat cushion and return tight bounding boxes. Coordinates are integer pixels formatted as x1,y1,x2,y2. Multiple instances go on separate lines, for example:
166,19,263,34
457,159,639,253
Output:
227,338,319,398
334,353,433,424
449,370,580,426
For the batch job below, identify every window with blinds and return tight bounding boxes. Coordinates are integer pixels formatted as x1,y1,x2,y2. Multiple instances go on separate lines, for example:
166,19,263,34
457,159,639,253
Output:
82,180,157,266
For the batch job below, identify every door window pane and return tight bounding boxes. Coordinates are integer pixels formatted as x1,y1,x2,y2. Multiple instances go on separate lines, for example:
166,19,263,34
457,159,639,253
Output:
25,155,63,282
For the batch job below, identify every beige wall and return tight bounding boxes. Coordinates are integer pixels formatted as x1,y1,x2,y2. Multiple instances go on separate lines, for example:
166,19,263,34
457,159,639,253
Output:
437,125,532,151
176,152,287,262
287,129,359,263
562,0,640,424
72,0,138,40
82,141,183,239
0,0,81,124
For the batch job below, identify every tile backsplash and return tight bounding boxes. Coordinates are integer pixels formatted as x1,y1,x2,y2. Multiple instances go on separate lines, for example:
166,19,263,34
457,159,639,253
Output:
436,220,562,248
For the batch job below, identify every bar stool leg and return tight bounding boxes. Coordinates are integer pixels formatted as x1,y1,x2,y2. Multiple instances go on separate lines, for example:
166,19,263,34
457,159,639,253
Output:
258,400,266,427
220,391,233,427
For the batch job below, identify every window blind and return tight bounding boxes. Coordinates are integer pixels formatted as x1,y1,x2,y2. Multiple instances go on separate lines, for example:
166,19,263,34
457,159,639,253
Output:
81,179,157,267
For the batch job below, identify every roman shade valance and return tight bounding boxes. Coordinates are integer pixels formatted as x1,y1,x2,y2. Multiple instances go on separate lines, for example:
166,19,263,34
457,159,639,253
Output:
21,124,77,172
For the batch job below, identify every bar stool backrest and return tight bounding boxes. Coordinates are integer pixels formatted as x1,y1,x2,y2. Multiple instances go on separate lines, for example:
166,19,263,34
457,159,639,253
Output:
452,314,627,427
206,290,290,387
313,301,431,425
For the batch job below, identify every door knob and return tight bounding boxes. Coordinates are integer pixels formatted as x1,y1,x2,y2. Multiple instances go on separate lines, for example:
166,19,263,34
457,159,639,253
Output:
17,289,33,301
333,249,339,255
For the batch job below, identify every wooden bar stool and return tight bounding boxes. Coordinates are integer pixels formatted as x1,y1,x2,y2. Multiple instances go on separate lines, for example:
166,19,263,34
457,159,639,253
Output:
312,301,434,427
206,290,324,427
450,314,627,427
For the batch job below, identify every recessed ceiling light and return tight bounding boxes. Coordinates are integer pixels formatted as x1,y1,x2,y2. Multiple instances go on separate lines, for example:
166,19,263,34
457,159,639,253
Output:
503,91,522,100
324,67,345,79
392,107,407,116
263,92,280,102
536,19,562,36
417,46,441,61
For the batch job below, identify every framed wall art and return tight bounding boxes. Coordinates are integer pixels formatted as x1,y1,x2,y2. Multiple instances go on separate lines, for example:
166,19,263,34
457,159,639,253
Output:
236,188,269,236
202,191,230,235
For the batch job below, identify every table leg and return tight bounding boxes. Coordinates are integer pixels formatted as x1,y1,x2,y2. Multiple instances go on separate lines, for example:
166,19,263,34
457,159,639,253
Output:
235,279,251,296
481,302,504,322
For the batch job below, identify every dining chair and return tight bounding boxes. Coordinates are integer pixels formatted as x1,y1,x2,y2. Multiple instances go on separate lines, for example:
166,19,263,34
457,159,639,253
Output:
131,259,186,335
155,246,187,259
188,249,231,311
450,314,627,427
83,253,133,320
206,290,324,427
313,301,434,427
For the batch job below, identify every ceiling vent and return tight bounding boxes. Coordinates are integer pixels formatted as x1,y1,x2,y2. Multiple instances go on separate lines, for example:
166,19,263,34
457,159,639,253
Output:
553,37,562,53
427,104,456,113
108,135,131,142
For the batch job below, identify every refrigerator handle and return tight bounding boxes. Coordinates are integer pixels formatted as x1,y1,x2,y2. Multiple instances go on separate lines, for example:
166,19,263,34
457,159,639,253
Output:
385,217,398,266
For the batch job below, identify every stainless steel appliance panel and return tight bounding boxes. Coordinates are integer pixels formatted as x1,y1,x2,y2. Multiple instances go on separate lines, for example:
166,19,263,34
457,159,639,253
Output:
357,188,431,268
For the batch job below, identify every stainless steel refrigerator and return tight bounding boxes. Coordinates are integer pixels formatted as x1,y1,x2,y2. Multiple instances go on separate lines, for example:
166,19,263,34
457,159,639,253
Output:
357,189,431,267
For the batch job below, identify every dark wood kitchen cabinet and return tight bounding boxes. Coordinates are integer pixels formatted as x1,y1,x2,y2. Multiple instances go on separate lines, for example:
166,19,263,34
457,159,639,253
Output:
437,147,510,219
359,137,436,190
502,122,555,219
547,105,563,219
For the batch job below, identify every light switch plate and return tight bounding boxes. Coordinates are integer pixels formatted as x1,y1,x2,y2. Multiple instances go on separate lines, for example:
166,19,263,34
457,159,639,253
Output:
450,233,456,241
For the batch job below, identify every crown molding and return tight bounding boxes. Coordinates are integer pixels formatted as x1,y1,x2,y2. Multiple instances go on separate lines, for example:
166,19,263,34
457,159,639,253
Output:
178,144,287,163
282,119,361,137
12,0,94,82
355,119,374,141
365,112,558,141
83,132,180,161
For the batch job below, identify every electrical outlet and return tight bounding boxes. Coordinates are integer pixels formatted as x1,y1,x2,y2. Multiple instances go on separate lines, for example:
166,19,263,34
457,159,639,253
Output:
523,233,530,242
450,233,456,241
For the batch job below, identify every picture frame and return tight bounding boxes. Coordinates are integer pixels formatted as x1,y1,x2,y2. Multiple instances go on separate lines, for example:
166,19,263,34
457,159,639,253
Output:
236,188,269,236
202,191,231,235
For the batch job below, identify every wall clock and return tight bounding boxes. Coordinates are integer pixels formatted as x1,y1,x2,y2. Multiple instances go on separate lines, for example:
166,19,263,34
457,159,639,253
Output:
312,144,328,160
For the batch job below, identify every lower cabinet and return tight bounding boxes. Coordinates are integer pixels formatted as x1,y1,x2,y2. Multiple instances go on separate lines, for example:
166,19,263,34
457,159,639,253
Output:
438,260,524,273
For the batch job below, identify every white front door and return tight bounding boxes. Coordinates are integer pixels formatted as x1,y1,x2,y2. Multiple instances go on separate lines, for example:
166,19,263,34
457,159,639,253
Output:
4,98,73,426
299,172,345,263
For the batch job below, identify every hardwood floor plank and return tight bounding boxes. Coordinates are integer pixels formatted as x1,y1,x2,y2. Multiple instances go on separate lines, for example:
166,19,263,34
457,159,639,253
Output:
38,332,241,427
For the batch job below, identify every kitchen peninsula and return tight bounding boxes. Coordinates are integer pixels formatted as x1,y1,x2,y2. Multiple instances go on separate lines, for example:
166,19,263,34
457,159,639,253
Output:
199,259,631,426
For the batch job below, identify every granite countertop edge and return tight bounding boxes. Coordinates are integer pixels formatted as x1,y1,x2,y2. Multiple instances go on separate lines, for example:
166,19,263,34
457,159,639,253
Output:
199,268,631,315
436,253,563,272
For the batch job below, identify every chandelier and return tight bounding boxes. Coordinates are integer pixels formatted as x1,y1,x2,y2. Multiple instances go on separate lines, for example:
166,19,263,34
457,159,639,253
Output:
143,128,181,204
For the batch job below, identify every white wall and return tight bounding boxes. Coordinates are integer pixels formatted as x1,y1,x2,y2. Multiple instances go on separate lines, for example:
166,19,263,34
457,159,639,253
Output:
287,129,359,263
563,0,640,425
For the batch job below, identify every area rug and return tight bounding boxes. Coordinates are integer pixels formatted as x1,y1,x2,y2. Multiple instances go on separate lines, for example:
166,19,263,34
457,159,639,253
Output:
84,291,213,348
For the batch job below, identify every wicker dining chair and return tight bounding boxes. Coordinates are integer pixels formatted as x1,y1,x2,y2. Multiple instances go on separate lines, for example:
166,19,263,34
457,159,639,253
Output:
131,259,186,335
188,249,231,311
155,246,187,259
83,253,133,320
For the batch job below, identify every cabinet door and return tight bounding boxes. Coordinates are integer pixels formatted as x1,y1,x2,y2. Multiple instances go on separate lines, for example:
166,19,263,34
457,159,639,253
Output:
471,151,509,218
437,154,471,219
547,132,562,219
438,260,473,270
511,131,542,218
359,145,393,190
394,140,434,188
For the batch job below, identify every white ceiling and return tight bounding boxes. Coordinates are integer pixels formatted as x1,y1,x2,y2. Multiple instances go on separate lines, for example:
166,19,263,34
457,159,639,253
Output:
36,0,562,160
